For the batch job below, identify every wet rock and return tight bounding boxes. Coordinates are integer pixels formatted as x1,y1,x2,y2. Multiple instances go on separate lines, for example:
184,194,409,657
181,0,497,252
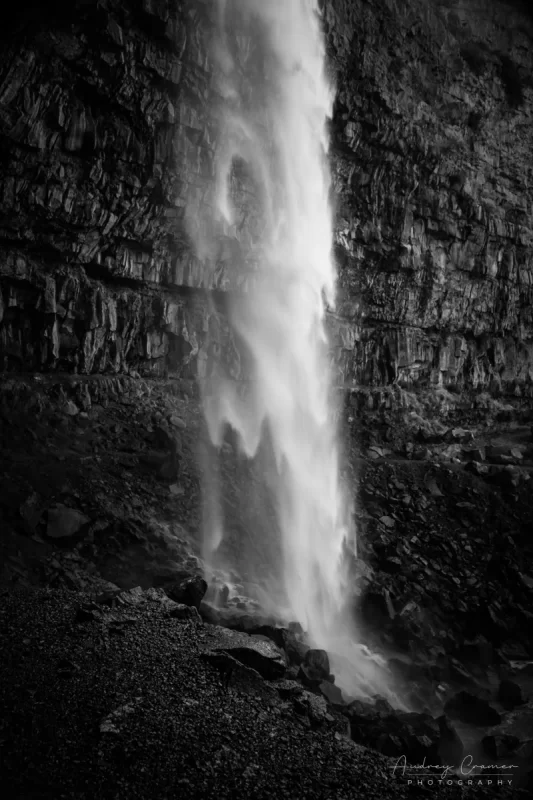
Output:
443,691,501,726
46,505,90,539
319,681,345,706
299,648,331,687
210,628,286,681
165,575,207,610
199,603,277,633
303,649,330,679
278,629,309,667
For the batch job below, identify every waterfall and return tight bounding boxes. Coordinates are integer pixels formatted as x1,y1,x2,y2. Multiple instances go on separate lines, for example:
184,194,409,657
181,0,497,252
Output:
189,0,394,701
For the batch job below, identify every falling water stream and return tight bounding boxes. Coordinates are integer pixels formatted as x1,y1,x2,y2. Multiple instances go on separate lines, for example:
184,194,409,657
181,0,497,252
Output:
191,0,395,702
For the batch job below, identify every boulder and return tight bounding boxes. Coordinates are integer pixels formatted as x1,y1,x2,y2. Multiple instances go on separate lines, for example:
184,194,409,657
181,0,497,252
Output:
200,651,277,701
498,679,525,709
278,629,309,667
46,505,90,539
199,603,278,633
303,649,330,679
293,690,335,728
319,681,345,706
208,628,286,680
165,575,207,610
299,648,330,688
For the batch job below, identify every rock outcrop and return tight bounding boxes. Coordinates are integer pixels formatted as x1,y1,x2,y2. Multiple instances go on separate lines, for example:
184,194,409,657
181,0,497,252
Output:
0,0,532,398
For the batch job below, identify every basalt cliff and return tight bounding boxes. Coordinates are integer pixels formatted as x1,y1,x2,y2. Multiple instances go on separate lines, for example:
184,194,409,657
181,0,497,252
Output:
1,0,532,403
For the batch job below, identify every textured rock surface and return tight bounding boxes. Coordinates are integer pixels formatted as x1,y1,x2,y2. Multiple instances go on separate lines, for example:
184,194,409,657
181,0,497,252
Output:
0,0,532,396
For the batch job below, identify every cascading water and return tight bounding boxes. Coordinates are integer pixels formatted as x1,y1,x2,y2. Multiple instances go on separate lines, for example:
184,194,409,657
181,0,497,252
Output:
190,0,395,701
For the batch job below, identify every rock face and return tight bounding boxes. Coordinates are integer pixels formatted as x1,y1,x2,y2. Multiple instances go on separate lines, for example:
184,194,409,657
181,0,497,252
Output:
0,0,532,397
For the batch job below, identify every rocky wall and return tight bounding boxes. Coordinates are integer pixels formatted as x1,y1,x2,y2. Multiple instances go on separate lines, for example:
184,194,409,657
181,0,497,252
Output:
0,0,532,396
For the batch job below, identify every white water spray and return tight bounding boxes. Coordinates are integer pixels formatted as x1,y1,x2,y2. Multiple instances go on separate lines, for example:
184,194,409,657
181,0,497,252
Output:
191,0,395,701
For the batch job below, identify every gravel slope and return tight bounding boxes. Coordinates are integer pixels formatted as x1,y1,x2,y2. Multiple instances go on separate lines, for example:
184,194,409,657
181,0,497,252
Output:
0,589,525,800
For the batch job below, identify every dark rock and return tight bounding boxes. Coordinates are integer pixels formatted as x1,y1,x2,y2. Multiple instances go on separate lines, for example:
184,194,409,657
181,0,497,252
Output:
198,603,277,633
498,679,525,708
456,636,494,667
359,588,393,626
437,715,464,766
167,604,201,623
319,681,345,706
482,733,521,759
19,491,46,533
278,629,309,667
165,575,207,610
200,651,277,701
444,691,501,726
210,628,286,681
294,691,335,729
298,664,323,690
46,505,90,539
347,700,442,765
0,0,531,396
302,649,330,680
75,602,102,623
519,573,533,591
376,732,404,757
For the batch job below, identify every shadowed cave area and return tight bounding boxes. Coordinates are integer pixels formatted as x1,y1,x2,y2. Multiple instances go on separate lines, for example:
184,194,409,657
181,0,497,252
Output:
1,1,533,798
